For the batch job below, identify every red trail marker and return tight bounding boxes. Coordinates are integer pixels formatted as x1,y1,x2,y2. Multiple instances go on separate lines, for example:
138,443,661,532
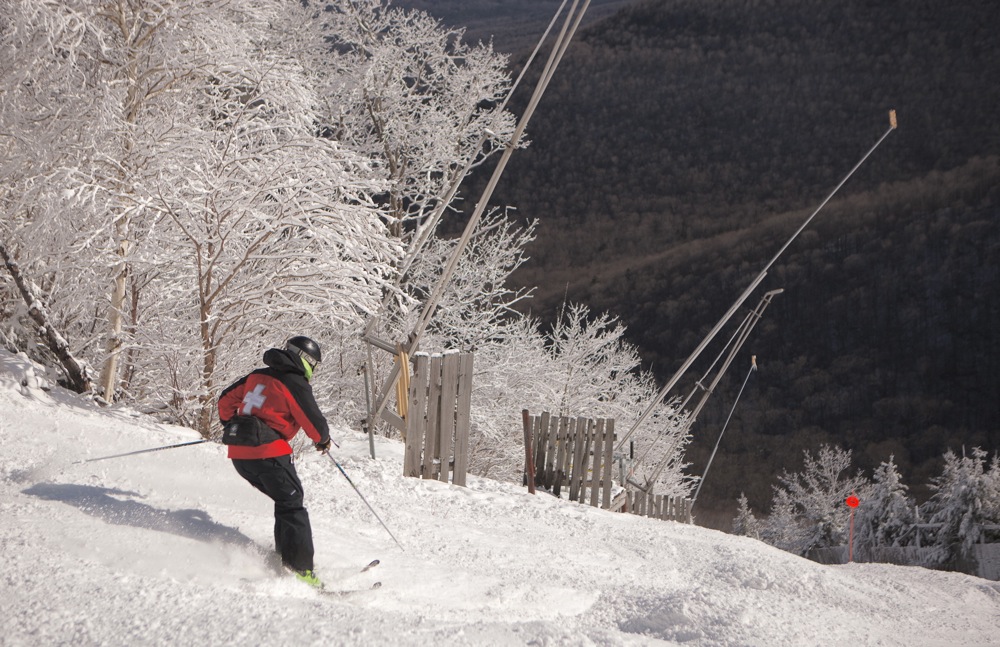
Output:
846,493,860,561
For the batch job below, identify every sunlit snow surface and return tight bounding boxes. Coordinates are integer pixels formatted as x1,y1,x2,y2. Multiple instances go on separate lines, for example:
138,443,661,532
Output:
1,350,998,646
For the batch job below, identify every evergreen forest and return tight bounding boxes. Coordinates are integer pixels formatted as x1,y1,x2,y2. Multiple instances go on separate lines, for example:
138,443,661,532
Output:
444,0,1000,527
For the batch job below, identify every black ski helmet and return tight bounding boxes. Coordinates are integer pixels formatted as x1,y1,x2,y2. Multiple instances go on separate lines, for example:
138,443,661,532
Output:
286,335,322,369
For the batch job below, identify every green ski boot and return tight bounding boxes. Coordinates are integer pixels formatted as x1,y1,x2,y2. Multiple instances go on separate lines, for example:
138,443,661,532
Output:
295,569,323,589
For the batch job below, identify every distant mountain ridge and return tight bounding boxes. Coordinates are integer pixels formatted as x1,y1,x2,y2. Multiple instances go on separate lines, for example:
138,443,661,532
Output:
412,0,1000,528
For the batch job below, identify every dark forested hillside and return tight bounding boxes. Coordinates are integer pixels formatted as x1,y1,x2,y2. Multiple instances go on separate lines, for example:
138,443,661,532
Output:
428,0,1000,529
393,0,633,53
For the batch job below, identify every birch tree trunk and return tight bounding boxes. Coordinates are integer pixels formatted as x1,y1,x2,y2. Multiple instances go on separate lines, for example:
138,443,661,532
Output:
0,241,94,394
99,234,130,401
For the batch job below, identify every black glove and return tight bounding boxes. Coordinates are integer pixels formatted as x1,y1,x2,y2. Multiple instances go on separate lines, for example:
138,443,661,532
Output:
315,438,332,453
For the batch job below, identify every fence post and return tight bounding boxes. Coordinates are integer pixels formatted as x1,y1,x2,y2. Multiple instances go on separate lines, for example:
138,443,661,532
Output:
522,410,536,495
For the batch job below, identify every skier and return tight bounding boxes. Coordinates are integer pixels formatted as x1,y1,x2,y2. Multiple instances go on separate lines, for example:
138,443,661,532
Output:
218,336,332,588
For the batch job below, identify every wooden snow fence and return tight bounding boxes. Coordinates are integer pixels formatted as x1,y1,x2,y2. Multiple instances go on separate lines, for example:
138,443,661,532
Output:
524,412,617,509
402,351,473,486
626,490,693,524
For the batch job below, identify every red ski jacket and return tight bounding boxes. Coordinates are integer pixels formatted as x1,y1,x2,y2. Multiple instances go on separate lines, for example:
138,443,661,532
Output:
218,348,331,460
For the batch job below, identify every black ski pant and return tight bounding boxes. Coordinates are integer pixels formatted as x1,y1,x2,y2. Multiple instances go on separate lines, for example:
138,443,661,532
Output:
232,455,315,572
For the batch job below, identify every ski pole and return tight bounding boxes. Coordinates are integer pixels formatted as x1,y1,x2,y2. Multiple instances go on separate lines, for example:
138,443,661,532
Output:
324,451,404,551
73,439,209,464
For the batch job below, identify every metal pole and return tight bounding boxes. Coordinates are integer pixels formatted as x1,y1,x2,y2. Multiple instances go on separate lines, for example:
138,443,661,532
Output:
618,110,898,453
616,271,768,453
365,0,592,426
362,0,573,342
362,351,376,459
691,357,757,508
73,439,209,464
641,290,780,491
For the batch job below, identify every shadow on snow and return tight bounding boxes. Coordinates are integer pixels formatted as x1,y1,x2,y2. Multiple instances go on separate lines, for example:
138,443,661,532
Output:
23,482,256,549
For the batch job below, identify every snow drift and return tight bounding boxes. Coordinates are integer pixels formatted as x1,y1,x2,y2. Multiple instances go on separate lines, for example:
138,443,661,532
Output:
1,350,998,646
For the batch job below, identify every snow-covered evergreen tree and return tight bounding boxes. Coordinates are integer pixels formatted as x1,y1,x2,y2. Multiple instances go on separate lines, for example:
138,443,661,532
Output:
921,448,1000,567
852,456,915,561
732,493,761,539
759,489,809,554
762,445,868,556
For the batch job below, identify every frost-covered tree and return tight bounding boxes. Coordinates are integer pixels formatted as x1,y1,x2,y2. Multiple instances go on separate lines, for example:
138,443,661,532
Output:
759,489,809,554
265,0,529,437
0,0,402,430
0,0,261,401
920,448,1000,567
732,493,761,539
0,0,122,391
852,456,915,560
378,207,689,488
140,17,405,432
542,303,691,496
2,0,693,498
761,445,868,556
372,209,540,476
309,0,520,238
401,210,536,351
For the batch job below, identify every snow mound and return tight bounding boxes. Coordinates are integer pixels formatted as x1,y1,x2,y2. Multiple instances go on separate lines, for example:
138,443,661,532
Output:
1,350,998,645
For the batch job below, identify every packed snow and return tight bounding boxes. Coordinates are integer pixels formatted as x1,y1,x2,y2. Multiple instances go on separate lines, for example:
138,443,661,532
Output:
2,350,998,646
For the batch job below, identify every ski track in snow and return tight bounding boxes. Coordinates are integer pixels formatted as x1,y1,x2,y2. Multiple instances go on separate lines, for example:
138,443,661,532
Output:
1,351,999,646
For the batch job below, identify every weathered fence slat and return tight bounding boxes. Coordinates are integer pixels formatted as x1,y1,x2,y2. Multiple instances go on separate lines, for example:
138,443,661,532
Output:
601,419,615,510
404,354,430,478
525,412,621,510
452,352,473,486
422,354,442,479
531,413,544,488
544,412,559,488
538,411,552,488
569,418,590,501
403,352,473,486
554,416,571,497
438,353,459,484
589,419,605,509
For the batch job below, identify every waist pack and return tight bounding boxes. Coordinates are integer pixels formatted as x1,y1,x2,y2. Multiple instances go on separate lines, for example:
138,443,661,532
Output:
221,415,282,446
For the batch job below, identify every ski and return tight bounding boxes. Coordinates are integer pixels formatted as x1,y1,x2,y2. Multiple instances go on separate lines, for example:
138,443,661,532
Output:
321,580,381,596
315,559,380,595
320,561,381,595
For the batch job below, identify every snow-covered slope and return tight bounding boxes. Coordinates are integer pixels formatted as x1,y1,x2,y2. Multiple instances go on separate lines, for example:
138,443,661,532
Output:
1,351,998,646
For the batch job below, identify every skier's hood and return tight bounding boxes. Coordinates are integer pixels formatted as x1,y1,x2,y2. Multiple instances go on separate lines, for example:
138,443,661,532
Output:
262,347,306,377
